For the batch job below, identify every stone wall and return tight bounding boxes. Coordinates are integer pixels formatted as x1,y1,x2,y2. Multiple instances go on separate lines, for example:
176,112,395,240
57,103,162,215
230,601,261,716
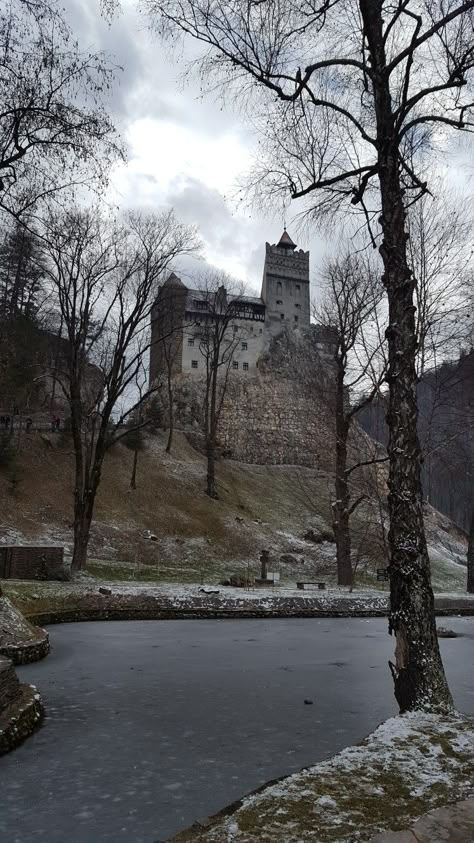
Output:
0,546,66,581
0,674,43,755
218,374,335,471
0,657,20,712
0,632,50,665
159,326,338,472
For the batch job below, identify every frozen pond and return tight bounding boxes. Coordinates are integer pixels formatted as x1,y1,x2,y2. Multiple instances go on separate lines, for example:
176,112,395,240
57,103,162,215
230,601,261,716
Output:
1,616,472,842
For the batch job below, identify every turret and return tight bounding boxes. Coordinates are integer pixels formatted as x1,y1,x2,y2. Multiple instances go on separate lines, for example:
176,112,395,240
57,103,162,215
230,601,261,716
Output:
261,230,310,339
149,272,187,385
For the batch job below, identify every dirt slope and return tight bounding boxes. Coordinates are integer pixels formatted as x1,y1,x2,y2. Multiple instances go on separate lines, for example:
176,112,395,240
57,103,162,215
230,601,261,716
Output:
0,429,468,590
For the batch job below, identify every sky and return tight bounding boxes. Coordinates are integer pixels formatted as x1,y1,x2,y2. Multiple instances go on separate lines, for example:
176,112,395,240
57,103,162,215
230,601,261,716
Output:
70,0,473,301
69,0,328,297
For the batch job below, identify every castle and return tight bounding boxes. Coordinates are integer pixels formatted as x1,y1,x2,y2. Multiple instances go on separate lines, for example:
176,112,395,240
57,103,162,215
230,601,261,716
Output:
149,230,312,383
149,231,337,470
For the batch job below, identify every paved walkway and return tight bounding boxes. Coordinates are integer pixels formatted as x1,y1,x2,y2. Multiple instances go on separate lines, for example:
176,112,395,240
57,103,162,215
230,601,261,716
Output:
371,797,474,842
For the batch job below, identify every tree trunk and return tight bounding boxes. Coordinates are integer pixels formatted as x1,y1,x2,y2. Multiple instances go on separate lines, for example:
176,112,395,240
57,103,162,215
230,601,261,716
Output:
70,428,102,572
467,508,474,594
71,496,94,571
206,436,217,498
333,369,352,586
206,364,218,498
165,369,173,453
361,0,452,713
130,448,138,490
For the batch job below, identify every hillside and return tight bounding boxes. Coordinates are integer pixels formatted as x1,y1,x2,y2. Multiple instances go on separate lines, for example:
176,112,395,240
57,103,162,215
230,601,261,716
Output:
358,350,474,533
0,428,468,591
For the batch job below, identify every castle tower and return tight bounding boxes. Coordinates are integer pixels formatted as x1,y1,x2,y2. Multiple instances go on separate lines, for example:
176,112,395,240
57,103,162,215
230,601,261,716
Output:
149,272,187,385
260,230,310,339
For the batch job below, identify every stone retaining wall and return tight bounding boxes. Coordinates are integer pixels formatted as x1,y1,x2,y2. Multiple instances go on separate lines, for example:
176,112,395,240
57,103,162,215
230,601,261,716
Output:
0,681,43,755
0,629,50,665
0,655,43,755
23,594,474,627
0,656,20,712
162,370,336,471
218,375,334,470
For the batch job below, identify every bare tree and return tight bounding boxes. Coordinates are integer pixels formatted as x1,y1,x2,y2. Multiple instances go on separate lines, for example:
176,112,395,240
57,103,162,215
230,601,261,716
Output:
317,252,386,587
468,508,474,593
407,190,473,378
163,323,181,454
360,192,474,588
40,207,199,570
151,273,190,453
0,222,47,319
193,272,249,498
465,272,474,593
123,411,146,490
137,0,474,712
0,0,123,220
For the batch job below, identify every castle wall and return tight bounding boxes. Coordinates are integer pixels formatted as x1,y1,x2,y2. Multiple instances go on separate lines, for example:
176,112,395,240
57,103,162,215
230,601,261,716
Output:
156,325,338,472
181,318,265,376
218,374,335,471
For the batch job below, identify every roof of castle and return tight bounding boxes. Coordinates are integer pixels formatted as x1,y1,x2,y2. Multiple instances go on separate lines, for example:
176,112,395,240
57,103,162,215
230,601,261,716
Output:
163,271,186,287
186,288,264,311
277,229,297,250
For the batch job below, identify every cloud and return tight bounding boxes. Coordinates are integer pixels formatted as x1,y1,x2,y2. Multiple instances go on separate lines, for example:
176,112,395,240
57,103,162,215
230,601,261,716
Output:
68,0,146,122
68,1,333,298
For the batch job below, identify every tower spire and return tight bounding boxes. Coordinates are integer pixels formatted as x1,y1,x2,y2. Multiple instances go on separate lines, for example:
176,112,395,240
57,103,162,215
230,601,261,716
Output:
277,229,297,250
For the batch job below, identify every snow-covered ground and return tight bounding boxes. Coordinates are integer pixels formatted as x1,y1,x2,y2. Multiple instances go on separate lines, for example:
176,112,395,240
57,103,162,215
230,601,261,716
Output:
3,579,473,625
182,711,474,842
0,595,40,645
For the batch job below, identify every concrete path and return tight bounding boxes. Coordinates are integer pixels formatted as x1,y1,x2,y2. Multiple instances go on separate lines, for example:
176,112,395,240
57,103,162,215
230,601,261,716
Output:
371,797,474,842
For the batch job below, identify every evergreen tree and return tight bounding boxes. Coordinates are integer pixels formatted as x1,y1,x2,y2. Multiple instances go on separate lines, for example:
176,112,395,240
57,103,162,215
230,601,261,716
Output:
0,223,45,319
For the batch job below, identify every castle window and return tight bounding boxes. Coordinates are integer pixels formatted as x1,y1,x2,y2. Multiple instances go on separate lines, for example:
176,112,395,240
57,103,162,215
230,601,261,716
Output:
188,338,194,346
276,299,282,305
243,362,249,371
241,341,248,351
259,328,263,334
276,281,282,295
295,303,301,309
295,284,300,298
233,325,238,333
191,360,198,369
294,315,299,323
280,313,284,320
233,360,239,370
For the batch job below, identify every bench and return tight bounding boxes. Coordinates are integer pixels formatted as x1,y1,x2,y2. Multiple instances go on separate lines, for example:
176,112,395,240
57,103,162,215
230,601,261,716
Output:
296,581,326,590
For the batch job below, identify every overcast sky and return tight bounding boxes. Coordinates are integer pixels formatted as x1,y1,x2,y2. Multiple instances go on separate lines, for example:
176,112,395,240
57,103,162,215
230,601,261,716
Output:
68,0,332,296
71,0,473,299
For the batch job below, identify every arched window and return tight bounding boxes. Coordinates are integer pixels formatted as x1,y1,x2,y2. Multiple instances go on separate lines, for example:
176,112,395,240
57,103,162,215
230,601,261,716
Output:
276,281,282,296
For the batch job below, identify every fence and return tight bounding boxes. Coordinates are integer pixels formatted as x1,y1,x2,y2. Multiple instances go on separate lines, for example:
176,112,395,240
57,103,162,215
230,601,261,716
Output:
0,546,65,581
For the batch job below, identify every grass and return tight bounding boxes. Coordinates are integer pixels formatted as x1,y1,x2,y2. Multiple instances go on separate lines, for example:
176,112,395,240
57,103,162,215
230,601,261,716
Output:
428,550,467,593
85,556,245,584
0,430,468,592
